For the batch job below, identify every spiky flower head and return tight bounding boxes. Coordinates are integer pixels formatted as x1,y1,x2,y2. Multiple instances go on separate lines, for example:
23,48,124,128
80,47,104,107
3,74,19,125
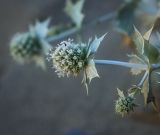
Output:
49,39,86,77
115,88,137,116
48,34,106,94
10,19,51,69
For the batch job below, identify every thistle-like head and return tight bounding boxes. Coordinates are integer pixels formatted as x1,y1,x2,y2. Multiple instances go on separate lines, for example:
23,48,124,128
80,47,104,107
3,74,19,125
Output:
115,88,137,116
49,39,87,77
48,34,106,93
10,19,51,69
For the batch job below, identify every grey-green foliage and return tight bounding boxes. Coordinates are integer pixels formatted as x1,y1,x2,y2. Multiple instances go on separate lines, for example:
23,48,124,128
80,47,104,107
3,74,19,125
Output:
129,27,160,106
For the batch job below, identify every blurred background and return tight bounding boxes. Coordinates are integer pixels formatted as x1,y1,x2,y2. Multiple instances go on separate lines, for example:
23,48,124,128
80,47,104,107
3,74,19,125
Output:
0,0,160,135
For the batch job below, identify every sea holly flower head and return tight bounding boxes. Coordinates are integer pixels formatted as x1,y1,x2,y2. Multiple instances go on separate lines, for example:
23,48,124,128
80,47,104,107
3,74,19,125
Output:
115,88,137,117
10,19,51,69
48,34,106,94
49,39,87,77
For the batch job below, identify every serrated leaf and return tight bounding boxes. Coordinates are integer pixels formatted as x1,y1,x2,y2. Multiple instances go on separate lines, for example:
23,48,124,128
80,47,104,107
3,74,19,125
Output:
64,0,85,28
143,40,160,64
117,88,125,98
29,18,50,38
141,72,156,106
143,26,154,41
87,34,106,57
133,27,145,54
128,54,146,75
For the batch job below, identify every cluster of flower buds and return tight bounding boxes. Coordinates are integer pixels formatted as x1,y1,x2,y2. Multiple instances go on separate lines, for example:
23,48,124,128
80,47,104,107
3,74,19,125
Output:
115,89,137,116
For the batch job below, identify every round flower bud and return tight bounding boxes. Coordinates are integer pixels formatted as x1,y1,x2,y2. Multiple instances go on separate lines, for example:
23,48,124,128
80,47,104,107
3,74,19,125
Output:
10,33,43,63
115,95,136,116
49,39,87,77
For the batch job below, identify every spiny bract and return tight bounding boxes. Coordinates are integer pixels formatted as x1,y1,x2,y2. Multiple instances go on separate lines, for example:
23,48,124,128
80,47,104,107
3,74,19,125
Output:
115,89,136,116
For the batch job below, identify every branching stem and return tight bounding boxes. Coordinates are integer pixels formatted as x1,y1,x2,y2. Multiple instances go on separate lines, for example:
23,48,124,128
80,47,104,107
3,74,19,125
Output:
138,71,148,87
94,59,147,69
47,12,116,42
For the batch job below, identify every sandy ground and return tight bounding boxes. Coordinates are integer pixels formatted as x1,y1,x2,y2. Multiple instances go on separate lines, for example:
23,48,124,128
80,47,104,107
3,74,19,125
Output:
0,0,160,135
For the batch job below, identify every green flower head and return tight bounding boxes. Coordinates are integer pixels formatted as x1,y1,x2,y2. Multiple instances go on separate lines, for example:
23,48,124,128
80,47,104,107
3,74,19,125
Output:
10,19,51,69
48,34,106,94
50,39,87,77
115,88,137,116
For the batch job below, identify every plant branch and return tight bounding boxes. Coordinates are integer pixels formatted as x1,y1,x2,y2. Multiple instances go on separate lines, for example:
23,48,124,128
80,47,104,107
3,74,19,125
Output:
94,59,147,69
47,11,117,42
47,27,79,42
138,71,148,87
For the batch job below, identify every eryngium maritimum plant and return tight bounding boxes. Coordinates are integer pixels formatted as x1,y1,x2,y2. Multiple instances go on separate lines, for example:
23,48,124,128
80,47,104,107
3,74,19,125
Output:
115,88,137,116
48,34,106,94
10,19,51,69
